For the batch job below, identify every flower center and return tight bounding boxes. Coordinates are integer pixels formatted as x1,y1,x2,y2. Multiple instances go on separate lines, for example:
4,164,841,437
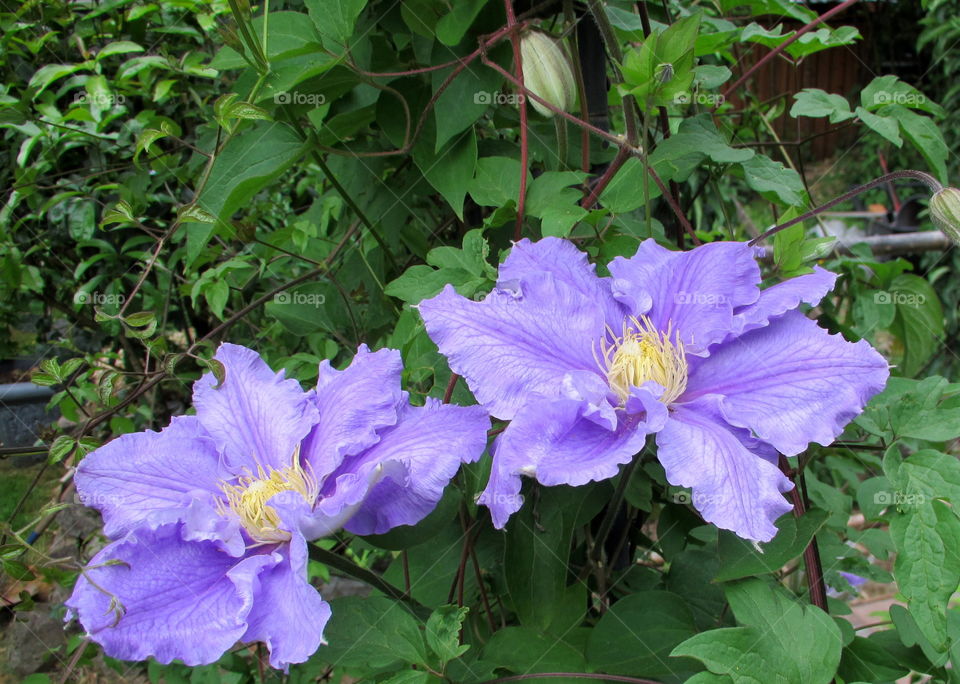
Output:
597,315,688,405
217,448,318,545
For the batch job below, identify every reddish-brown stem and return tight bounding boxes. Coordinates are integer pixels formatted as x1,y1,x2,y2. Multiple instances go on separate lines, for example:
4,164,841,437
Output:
719,0,860,107
581,146,630,209
646,165,702,245
748,170,943,245
779,455,829,612
443,373,460,404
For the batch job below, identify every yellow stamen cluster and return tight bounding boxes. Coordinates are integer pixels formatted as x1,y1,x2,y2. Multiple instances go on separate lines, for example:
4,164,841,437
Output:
217,448,318,545
596,316,688,405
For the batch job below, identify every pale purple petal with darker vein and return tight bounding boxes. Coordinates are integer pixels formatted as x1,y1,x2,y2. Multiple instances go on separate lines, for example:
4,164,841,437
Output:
499,236,625,325
418,275,606,420
299,344,404,481
730,265,838,337
655,397,794,542
193,343,319,473
66,523,275,666
609,240,761,355
683,310,889,456
241,529,331,670
72,415,224,539
344,399,490,535
478,392,655,528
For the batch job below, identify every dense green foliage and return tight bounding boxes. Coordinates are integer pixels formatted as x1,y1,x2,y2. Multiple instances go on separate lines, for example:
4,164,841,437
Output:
2,1,960,682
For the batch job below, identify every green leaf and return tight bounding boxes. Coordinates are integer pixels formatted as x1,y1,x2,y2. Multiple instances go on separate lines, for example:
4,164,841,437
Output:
525,171,589,237
887,273,944,376
790,88,855,123
468,156,530,207
673,579,842,684
48,436,76,465
649,114,754,182
860,75,945,118
883,104,949,183
889,501,960,652
854,106,902,146
265,283,347,336
29,63,86,96
739,154,807,206
505,485,605,630
414,129,477,219
95,41,145,60
306,0,368,47
598,157,662,213
482,627,586,680
435,0,485,46
715,510,830,581
587,591,699,678
432,59,503,150
425,605,470,663
317,596,428,671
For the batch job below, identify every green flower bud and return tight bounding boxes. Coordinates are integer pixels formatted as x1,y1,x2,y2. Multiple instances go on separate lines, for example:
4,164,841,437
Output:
930,187,960,244
519,31,577,118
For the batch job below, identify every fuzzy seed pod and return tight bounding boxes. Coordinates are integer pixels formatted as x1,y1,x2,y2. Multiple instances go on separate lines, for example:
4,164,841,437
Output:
518,31,577,118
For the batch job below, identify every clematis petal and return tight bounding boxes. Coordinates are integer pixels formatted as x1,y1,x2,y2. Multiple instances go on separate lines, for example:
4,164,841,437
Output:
500,237,625,325
609,240,761,355
655,398,794,542
478,394,655,528
242,531,330,670
66,524,274,666
300,345,404,480
419,276,606,420
684,310,889,456
73,416,225,539
344,400,490,535
731,266,838,337
193,343,319,473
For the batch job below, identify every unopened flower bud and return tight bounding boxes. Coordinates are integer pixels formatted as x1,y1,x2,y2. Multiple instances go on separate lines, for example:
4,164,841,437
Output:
519,31,577,118
930,187,960,244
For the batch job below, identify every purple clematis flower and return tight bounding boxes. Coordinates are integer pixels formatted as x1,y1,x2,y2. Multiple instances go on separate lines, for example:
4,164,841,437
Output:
419,238,888,542
66,344,488,669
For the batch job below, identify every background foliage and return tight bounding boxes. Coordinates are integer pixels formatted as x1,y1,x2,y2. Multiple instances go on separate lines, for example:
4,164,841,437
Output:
1,0,959,682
